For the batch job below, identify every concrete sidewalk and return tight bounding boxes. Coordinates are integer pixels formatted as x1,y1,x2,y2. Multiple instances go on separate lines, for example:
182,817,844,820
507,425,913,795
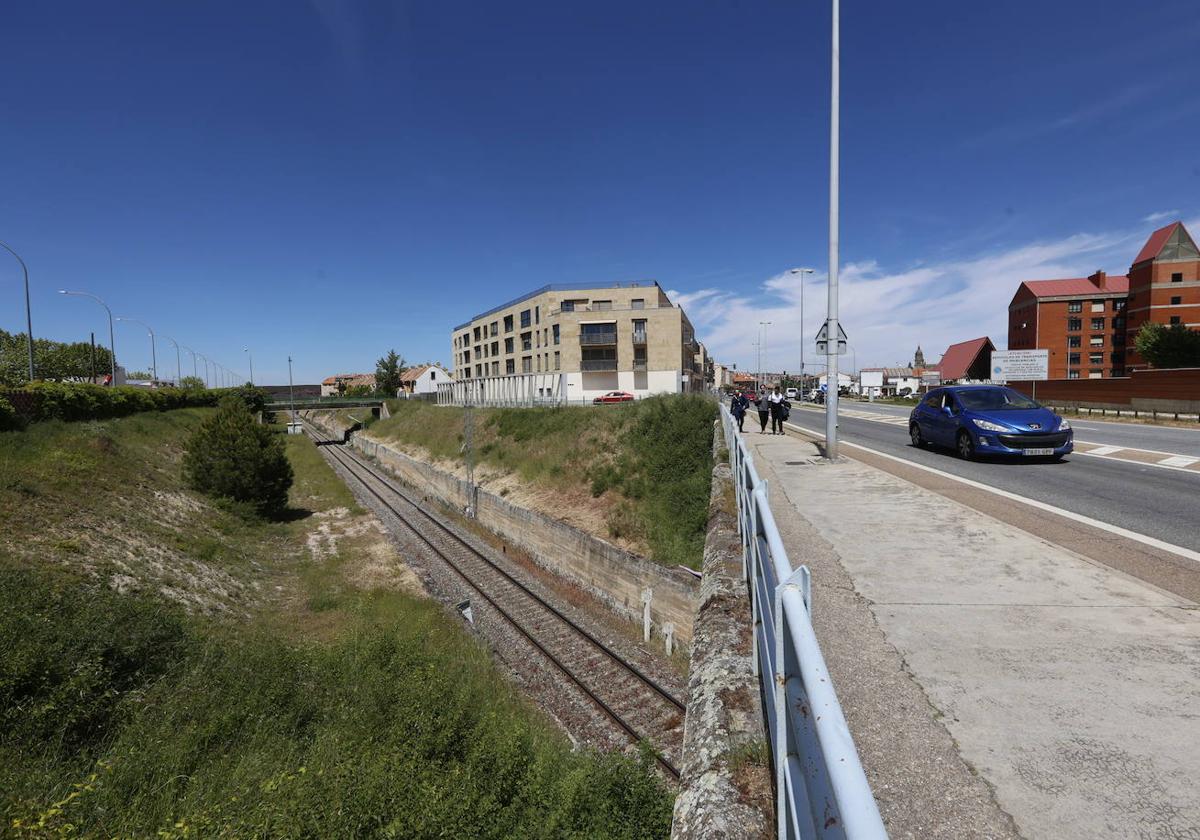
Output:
741,430,1200,840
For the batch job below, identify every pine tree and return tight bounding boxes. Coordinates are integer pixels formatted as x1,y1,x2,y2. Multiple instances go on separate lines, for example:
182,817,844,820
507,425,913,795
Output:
183,397,293,516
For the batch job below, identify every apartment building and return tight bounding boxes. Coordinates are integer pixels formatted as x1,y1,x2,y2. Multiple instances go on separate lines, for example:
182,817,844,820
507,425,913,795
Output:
449,281,703,401
1008,221,1199,379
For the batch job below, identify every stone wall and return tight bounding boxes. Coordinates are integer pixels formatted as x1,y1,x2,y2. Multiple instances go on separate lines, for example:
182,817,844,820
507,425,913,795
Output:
305,412,699,646
671,429,771,839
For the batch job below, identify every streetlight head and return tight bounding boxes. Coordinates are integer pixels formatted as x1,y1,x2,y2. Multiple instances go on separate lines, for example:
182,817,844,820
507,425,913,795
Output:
789,267,816,275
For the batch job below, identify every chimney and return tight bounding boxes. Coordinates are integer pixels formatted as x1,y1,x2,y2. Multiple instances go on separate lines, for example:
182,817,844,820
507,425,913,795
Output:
1088,269,1107,290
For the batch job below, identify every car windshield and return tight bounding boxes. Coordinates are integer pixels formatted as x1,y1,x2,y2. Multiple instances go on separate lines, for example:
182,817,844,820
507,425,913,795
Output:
956,387,1040,411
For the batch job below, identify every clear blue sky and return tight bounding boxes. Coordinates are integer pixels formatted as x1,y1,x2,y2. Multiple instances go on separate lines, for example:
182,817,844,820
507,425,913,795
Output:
3,0,1197,383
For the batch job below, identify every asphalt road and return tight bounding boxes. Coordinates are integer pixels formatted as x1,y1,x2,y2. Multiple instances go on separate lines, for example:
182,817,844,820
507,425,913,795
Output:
783,405,1200,554
840,400,1200,456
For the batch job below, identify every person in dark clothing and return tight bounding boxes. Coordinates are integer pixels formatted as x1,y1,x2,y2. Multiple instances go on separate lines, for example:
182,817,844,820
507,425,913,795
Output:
731,392,749,432
756,390,770,433
768,385,786,434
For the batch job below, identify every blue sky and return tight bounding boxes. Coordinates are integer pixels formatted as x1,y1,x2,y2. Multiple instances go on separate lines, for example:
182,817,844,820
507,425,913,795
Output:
2,0,1197,383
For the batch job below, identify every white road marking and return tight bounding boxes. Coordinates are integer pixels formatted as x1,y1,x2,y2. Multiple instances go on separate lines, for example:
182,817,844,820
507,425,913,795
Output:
782,420,1200,567
1086,445,1124,455
1159,455,1200,468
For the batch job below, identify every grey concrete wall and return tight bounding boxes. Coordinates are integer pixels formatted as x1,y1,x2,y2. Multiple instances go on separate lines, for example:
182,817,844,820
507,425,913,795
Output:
671,429,770,839
307,412,699,646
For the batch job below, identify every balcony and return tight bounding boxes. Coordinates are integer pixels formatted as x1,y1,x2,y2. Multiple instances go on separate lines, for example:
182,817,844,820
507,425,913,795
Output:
581,359,618,372
632,330,647,345
580,331,618,346
632,360,647,372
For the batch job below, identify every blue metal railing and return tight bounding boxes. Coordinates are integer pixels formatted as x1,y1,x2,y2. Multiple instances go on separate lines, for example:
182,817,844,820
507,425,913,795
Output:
719,404,887,840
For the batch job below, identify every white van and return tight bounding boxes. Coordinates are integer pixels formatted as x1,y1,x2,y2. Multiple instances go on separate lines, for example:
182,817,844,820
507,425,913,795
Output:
785,387,799,400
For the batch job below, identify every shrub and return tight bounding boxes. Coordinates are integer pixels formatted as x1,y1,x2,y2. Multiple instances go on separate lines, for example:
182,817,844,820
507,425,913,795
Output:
0,397,22,431
183,397,293,516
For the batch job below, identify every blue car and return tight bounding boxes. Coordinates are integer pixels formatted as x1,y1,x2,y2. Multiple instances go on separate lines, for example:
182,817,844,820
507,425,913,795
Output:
909,385,1072,460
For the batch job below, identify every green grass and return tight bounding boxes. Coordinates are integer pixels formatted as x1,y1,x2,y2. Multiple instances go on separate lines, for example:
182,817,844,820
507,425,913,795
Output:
367,395,718,568
0,411,675,837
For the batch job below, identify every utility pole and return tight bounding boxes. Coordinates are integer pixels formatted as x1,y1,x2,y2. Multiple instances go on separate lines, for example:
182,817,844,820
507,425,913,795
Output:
790,268,815,397
244,348,254,386
287,355,296,430
463,396,476,518
758,320,772,391
824,0,841,460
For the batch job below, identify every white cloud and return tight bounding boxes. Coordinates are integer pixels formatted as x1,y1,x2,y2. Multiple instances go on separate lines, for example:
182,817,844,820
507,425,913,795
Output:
1143,210,1180,224
674,223,1172,375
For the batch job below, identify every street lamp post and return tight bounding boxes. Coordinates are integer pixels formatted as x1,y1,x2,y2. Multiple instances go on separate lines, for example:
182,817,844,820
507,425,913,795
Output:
162,335,182,385
0,240,35,381
198,354,210,388
758,321,772,392
824,0,842,460
288,355,296,428
59,290,116,381
115,317,157,382
244,348,254,386
183,346,198,381
790,267,816,396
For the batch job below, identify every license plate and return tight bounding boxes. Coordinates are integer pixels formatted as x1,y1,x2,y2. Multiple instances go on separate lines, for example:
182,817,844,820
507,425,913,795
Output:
1023,448,1054,456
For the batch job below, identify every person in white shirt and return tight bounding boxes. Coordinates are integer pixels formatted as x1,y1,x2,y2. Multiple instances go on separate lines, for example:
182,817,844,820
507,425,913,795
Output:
768,386,786,434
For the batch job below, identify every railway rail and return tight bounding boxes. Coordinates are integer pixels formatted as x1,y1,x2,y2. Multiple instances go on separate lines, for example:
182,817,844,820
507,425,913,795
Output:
303,420,686,778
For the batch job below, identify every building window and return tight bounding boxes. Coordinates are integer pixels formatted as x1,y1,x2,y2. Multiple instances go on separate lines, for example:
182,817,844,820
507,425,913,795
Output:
1090,301,1104,313
593,300,612,311
1068,370,1080,379
521,332,532,351
1067,318,1082,331
561,301,574,312
430,370,436,380
631,298,645,309
491,341,499,356
464,350,471,363
1068,353,1080,365
473,326,481,341
490,322,498,336
1090,336,1104,347
554,351,560,370
492,361,499,375
1088,370,1103,379
552,324,560,345
521,356,532,373
506,359,515,375
1113,300,1126,311
1067,336,1081,348
1171,273,1183,283
1113,317,1125,329
580,323,617,345
504,314,513,333
1089,353,1103,364
632,318,647,344
1170,316,1182,325
1067,302,1082,313
1090,317,1105,330
1171,296,1182,305
535,306,540,324
505,337,514,353
520,309,531,328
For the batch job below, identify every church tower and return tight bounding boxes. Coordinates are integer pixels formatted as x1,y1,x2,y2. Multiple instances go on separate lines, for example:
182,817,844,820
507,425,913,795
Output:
913,346,925,369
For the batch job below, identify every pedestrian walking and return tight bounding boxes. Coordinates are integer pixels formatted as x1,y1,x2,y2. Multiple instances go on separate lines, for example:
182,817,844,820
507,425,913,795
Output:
768,385,786,434
731,391,749,432
756,390,770,433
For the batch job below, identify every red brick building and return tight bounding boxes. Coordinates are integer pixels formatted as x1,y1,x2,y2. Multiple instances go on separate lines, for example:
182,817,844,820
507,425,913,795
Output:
1008,221,1199,379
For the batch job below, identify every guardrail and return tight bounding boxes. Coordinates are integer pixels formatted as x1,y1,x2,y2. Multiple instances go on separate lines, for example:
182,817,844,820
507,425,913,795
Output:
719,404,886,840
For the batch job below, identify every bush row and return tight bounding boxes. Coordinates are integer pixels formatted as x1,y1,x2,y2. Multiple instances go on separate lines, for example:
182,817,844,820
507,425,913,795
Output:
0,382,268,428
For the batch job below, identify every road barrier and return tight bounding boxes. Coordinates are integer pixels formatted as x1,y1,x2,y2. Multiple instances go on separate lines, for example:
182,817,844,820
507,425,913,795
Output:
720,404,887,840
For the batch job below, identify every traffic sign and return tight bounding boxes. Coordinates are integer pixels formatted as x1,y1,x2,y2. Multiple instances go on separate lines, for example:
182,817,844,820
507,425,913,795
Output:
815,322,849,355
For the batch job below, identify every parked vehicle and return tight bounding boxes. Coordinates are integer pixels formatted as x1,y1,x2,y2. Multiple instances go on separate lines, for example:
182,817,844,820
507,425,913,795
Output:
593,390,635,404
909,385,1072,461
785,387,799,400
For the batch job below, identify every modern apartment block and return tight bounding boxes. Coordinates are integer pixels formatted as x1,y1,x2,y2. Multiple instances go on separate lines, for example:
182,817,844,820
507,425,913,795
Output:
449,281,704,402
1008,221,1199,379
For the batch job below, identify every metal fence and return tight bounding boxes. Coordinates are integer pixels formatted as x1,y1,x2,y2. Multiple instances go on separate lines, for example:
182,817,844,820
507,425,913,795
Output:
719,404,887,840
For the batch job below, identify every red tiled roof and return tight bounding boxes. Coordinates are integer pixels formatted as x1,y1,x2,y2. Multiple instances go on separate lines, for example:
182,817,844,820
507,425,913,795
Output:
935,337,995,381
1018,275,1130,298
1132,222,1180,265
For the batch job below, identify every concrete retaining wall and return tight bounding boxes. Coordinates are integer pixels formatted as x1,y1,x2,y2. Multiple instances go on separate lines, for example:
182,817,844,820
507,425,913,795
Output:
671,428,770,839
306,412,699,646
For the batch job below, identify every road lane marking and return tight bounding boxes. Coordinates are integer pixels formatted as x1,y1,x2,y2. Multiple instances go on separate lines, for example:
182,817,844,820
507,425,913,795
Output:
782,420,1200,567
1159,455,1199,468
1087,445,1123,455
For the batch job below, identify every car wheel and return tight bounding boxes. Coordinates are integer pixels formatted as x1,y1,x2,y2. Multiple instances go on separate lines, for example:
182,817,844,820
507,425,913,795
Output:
957,430,975,461
910,423,925,448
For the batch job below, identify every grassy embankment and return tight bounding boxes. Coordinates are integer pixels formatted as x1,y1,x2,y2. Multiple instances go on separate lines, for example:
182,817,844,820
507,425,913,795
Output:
0,411,673,838
365,395,717,569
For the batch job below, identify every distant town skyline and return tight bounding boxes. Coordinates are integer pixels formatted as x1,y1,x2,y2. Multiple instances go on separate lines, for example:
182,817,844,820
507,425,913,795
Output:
2,1,1197,383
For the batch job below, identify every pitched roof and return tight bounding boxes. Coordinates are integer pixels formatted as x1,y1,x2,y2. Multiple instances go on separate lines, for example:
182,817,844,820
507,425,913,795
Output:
1133,222,1181,265
1018,275,1130,298
935,337,995,381
400,365,431,383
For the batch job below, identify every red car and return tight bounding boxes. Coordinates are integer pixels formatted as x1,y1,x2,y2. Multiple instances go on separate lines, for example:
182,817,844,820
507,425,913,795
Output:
593,390,635,404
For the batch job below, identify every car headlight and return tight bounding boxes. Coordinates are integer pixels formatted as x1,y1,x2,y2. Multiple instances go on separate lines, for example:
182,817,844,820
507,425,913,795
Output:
1057,418,1071,431
972,419,1008,432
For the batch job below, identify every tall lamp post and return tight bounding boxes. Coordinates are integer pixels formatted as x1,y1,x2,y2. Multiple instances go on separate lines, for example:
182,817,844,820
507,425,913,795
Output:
162,335,183,385
60,290,116,381
244,348,254,386
824,0,842,460
197,354,210,388
757,321,772,391
115,317,157,382
287,355,296,429
182,346,199,381
0,240,34,381
790,267,815,395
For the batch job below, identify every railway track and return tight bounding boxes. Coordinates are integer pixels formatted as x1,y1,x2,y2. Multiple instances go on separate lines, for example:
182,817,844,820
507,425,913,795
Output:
303,420,686,778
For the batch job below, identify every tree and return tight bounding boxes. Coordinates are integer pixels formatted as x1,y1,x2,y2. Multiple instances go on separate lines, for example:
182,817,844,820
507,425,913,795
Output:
183,397,293,516
0,330,116,386
178,375,206,391
375,349,404,397
1134,322,1200,369
127,370,153,380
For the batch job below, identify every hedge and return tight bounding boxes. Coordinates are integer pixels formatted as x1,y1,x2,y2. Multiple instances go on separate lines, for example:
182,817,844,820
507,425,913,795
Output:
0,383,267,426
